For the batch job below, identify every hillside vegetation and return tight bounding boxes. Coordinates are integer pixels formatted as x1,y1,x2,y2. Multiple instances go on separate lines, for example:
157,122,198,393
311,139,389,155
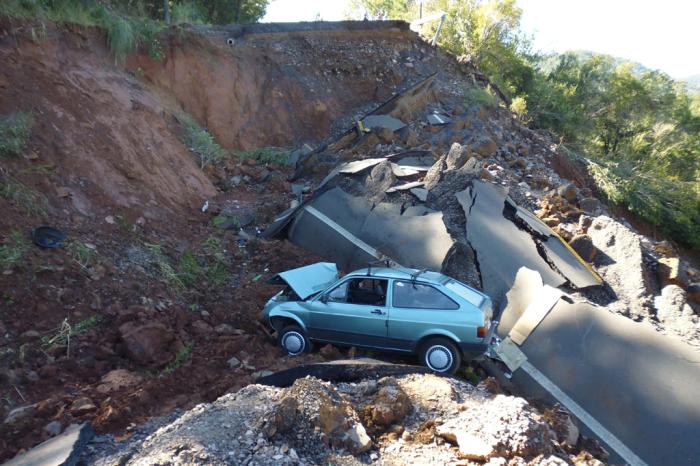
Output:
356,0,700,250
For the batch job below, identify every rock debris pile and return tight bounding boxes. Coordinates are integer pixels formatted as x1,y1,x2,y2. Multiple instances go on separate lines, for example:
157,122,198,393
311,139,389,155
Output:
84,373,606,466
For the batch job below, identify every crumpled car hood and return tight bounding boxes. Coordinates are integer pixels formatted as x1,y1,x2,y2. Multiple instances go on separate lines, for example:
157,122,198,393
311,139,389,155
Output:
272,262,339,300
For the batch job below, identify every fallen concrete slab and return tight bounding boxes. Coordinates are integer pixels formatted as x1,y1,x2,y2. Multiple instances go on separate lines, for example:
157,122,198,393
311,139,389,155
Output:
286,187,452,271
4,424,94,466
456,181,565,309
361,115,406,131
497,270,700,466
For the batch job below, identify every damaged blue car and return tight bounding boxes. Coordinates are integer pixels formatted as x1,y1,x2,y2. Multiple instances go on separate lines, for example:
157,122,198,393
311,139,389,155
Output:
261,262,493,374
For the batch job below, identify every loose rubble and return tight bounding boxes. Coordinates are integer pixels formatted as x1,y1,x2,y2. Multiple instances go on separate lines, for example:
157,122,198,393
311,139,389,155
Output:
83,373,606,466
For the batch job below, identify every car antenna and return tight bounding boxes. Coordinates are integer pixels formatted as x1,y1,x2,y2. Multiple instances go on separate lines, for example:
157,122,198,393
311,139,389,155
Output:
367,259,391,276
410,268,427,282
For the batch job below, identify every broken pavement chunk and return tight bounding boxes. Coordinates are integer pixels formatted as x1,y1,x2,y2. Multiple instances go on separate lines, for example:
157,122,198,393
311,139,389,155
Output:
410,187,428,202
361,115,406,131
386,181,424,193
286,187,452,271
4,423,94,466
427,112,451,125
456,181,566,309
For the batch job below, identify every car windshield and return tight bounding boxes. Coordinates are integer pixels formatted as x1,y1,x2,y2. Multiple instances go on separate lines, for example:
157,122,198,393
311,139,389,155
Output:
444,280,484,307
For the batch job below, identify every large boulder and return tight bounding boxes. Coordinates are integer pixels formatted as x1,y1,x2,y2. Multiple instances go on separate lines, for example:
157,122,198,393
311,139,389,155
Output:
362,378,412,430
118,322,179,368
436,395,553,460
568,234,597,263
289,378,372,455
654,285,696,325
446,142,470,170
588,216,653,318
557,182,579,202
657,256,691,288
96,369,145,394
579,197,602,215
472,136,498,157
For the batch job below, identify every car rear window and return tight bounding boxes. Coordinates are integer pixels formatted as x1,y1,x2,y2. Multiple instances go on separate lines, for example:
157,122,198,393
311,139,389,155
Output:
392,280,459,310
444,280,485,308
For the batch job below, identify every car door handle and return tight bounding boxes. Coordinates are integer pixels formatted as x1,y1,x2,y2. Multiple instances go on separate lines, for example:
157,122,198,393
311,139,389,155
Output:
371,309,385,315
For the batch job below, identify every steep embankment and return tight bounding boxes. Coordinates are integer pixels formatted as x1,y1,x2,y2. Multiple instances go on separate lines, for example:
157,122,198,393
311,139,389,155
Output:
126,21,448,150
0,21,215,220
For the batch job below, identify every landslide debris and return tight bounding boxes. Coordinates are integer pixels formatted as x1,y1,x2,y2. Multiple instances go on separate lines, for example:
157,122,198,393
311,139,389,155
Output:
1,14,699,464
82,373,606,466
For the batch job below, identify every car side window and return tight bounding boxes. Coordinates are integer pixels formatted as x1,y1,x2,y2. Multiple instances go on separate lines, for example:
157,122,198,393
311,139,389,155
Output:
392,280,459,310
327,280,349,302
327,278,387,306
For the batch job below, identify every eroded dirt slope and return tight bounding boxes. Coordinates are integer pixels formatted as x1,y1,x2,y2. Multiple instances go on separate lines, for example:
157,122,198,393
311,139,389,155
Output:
0,21,215,220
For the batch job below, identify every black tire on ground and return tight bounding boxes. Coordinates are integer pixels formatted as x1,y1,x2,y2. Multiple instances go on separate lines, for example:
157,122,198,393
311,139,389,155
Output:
419,338,461,374
278,325,311,356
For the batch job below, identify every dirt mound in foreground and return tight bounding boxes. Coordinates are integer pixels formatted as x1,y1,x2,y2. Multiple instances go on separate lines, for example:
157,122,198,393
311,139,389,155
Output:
83,373,606,465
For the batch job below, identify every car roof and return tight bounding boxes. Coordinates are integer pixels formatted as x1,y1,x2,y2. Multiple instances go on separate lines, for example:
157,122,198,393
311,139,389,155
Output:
345,266,448,283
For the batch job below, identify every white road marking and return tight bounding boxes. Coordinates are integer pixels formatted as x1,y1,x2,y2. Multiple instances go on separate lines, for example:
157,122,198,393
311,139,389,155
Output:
303,206,402,267
521,361,648,466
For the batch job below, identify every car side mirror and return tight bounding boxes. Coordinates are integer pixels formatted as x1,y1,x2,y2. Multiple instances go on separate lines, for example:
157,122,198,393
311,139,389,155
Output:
319,294,328,303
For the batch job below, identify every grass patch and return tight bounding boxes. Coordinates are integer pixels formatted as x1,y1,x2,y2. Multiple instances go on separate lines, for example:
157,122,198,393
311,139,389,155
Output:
202,235,229,285
67,241,98,270
0,112,33,157
0,175,48,217
237,147,290,165
0,230,29,271
178,113,228,169
41,315,103,357
0,1,164,62
176,250,204,288
145,236,230,291
162,344,193,374
144,242,184,290
175,235,230,288
464,87,499,109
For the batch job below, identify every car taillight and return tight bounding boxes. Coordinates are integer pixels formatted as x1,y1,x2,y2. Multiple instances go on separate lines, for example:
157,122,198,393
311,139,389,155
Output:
477,326,487,338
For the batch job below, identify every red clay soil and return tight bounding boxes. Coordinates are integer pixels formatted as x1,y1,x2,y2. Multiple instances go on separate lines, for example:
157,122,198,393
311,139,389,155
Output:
0,20,351,460
126,25,428,151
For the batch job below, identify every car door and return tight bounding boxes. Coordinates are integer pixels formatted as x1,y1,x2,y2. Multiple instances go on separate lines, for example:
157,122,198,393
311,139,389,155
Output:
387,279,463,349
307,277,389,348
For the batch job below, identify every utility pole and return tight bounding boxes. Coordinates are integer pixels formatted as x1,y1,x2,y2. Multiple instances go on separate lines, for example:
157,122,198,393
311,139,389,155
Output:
164,0,171,24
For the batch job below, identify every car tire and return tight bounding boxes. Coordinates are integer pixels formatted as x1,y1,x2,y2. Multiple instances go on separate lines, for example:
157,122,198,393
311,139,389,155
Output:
419,338,461,374
278,325,310,356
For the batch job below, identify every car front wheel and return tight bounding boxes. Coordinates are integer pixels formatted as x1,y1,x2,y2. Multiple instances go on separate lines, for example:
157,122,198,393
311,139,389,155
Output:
278,325,310,356
419,338,461,374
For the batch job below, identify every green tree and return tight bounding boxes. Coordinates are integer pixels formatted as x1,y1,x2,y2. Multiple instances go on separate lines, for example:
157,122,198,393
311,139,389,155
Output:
198,0,268,24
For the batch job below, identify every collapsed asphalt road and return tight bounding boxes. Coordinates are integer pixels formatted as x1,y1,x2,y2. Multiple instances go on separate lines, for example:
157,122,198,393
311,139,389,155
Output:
262,75,700,465
496,269,700,466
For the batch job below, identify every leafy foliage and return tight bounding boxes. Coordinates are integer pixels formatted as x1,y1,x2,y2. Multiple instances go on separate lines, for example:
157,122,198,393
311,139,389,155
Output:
172,1,207,24
352,0,700,249
237,147,290,165
178,113,228,169
464,87,499,109
0,112,33,157
162,344,193,374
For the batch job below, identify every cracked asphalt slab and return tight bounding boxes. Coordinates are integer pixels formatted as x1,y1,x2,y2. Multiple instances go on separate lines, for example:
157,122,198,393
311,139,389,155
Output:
497,274,700,466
